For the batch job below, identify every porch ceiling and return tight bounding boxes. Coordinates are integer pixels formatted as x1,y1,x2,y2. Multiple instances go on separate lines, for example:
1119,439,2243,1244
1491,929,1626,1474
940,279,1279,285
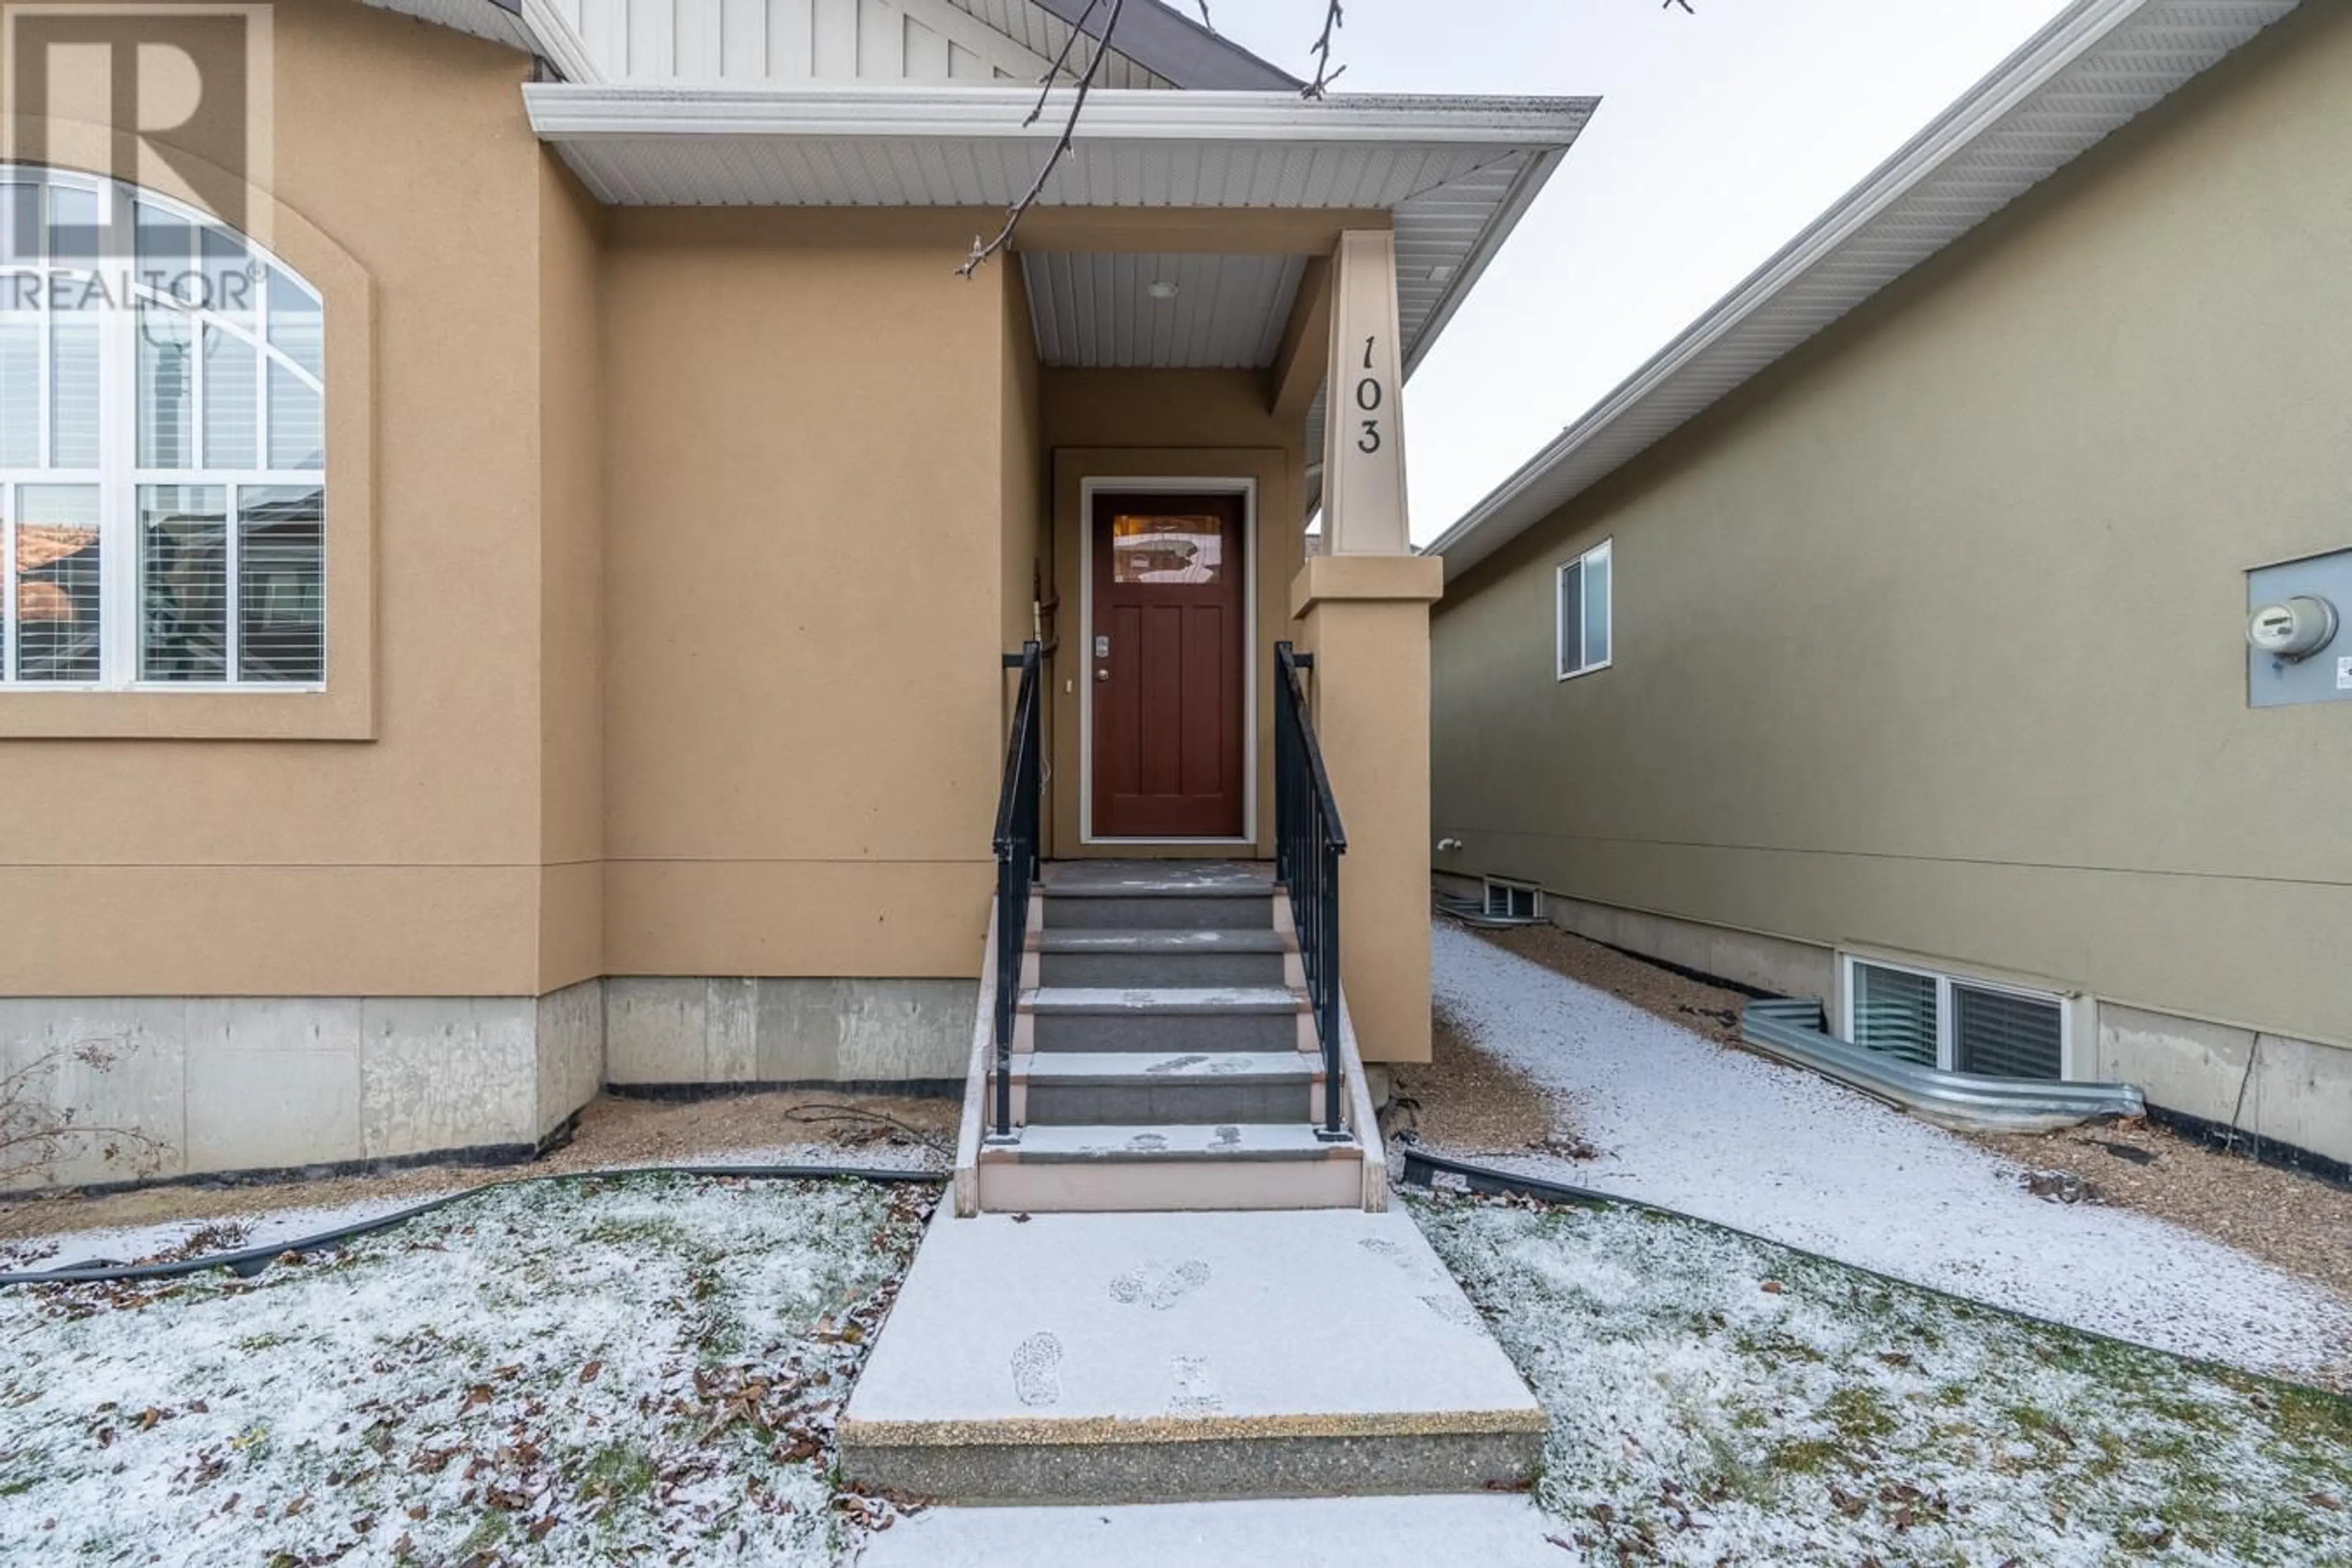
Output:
524,85,1596,381
1022,251,1307,369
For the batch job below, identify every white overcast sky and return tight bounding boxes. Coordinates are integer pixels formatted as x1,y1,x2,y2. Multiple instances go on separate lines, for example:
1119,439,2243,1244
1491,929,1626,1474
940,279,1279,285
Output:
1195,0,2074,543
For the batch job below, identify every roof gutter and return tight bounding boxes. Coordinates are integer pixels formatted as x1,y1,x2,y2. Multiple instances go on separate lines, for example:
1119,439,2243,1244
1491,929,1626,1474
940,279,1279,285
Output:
522,83,1593,148
1423,0,2301,579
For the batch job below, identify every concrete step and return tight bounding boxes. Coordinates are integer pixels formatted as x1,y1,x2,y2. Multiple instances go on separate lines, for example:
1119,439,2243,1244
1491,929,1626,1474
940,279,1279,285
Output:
977,1123,1362,1213
839,1208,1546,1504
1035,929,1292,989
1041,887,1275,932
1015,1051,1324,1126
1023,987,1306,1054
858,1496,1574,1568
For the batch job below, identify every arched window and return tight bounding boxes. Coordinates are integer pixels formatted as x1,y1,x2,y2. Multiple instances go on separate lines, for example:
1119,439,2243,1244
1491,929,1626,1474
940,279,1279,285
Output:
0,168,324,690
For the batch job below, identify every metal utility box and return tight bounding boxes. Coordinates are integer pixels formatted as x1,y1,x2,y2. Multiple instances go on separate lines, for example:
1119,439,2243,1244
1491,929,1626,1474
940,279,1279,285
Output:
2247,548,2352,707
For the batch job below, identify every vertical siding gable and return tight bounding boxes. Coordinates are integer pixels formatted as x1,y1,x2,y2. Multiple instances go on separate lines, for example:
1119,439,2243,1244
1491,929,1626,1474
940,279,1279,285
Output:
559,0,1067,83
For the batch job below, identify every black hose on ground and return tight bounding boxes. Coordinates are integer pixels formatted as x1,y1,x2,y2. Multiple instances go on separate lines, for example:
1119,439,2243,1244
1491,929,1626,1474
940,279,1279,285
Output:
1398,1145,2352,1406
0,1164,944,1289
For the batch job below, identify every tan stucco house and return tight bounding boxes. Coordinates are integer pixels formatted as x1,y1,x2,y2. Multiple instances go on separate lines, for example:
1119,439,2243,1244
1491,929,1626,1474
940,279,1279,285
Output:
1428,0,2351,1174
0,0,1592,1190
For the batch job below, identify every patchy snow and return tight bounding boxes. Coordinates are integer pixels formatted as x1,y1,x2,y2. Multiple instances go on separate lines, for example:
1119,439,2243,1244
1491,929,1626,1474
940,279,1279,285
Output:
0,1139,944,1275
1414,1189,2352,1567
0,1172,934,1564
1431,922,2352,1382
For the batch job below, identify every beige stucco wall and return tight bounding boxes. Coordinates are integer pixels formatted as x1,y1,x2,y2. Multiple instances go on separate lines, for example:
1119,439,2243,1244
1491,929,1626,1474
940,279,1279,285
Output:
0,0,564,998
538,156,608,993
1432,6,2352,1058
598,209,1025,981
1041,369,1308,862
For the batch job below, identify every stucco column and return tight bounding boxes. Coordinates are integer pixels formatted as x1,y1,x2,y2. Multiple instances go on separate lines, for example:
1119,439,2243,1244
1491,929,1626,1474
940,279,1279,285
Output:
1294,229,1438,1065
1321,230,1409,556
1290,556,1442,1065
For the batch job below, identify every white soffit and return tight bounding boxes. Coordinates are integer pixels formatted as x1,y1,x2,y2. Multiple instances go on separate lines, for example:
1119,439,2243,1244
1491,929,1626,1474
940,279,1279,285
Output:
1023,252,1306,368
1426,0,2303,584
525,86,1593,369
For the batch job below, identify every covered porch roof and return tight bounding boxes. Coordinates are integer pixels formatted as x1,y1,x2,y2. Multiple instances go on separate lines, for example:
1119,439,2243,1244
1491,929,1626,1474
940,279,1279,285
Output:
524,85,1594,388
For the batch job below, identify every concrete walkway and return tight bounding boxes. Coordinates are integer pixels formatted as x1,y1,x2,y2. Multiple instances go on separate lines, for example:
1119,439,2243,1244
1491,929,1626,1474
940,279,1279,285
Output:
858,1494,1572,1566
838,1206,1543,1502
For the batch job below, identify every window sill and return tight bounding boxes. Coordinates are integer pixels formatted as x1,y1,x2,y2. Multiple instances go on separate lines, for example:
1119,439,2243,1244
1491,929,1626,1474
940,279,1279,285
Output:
0,684,371,741
1556,658,1613,683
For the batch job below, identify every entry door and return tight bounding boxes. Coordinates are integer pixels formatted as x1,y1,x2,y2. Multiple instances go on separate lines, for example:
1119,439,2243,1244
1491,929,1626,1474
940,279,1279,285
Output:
1091,491,1247,839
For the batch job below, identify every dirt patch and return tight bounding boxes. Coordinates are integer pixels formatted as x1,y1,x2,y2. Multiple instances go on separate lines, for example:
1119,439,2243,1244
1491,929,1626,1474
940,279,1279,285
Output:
0,1089,956,1248
1971,1117,2352,1303
1387,1006,1571,1158
1463,918,1751,1047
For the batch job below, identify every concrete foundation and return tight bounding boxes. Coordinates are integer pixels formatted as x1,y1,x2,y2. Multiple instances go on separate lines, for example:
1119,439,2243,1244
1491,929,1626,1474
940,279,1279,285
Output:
0,982,605,1191
2094,1004,2352,1172
2,973,975,1189
1436,873,1836,1003
603,976,975,1090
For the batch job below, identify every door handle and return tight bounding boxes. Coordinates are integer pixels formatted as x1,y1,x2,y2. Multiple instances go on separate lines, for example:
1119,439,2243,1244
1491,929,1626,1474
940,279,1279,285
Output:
1095,668,1111,682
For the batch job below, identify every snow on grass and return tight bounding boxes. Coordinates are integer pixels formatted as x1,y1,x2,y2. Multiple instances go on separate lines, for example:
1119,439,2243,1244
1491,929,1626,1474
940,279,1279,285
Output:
0,1140,946,1276
1412,1188,2352,1566
0,1172,936,1566
1432,922,2352,1382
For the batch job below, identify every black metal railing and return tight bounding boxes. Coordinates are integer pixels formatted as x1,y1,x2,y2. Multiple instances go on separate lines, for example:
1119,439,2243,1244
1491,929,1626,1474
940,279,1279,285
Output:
1274,641,1348,1141
990,641,1044,1144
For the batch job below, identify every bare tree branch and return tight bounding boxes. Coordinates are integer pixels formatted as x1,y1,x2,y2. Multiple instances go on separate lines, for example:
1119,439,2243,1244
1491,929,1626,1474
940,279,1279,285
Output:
1302,1,1346,99
1664,0,1695,12
1,1039,172,1186
959,0,1128,277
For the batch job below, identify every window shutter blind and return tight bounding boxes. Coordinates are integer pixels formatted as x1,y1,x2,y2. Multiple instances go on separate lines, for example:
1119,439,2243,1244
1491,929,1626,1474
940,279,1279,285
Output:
1851,962,1937,1067
1953,984,2062,1080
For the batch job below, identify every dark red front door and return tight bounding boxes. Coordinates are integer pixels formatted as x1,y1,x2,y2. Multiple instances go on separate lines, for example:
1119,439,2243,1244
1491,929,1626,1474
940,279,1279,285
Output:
1091,492,1247,839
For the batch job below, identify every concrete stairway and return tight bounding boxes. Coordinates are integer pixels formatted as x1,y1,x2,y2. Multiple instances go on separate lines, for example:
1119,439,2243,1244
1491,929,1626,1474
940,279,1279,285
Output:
975,861,1369,1215
840,861,1546,1506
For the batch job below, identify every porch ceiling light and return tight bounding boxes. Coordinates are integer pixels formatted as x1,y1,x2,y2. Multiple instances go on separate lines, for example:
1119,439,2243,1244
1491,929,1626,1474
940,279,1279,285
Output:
1145,280,1180,301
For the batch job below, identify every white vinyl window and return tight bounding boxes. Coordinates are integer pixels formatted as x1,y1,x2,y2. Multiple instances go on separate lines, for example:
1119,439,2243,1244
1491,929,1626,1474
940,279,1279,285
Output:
0,168,325,691
1842,956,2068,1081
1555,538,1611,680
1481,878,1541,920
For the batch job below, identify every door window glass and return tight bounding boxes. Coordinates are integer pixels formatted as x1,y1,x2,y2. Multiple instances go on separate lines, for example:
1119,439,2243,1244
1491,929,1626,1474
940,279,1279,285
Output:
1112,513,1223,584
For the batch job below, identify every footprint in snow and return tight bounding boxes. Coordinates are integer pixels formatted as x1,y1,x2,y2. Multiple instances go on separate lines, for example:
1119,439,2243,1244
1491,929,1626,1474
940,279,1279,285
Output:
1169,1354,1223,1414
1110,1258,1213,1310
1011,1332,1062,1408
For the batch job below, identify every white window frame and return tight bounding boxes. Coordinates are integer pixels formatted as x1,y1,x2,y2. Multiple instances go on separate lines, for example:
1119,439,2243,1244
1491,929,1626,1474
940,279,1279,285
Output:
0,168,325,695
1555,537,1612,681
1839,954,2073,1079
1480,876,1541,920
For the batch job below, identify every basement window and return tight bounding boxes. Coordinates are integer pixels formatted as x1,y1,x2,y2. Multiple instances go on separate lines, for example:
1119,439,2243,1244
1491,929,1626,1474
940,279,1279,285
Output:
1482,878,1542,921
1556,540,1612,680
1843,957,2067,1080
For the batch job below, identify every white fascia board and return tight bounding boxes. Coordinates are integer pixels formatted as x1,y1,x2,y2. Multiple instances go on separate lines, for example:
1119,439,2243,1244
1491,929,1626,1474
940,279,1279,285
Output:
1423,0,2299,579
524,83,1595,148
518,0,601,83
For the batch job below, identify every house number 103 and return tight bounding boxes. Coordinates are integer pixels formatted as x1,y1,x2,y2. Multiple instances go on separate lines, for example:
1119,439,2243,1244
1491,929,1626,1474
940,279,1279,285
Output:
1355,336,1386,454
